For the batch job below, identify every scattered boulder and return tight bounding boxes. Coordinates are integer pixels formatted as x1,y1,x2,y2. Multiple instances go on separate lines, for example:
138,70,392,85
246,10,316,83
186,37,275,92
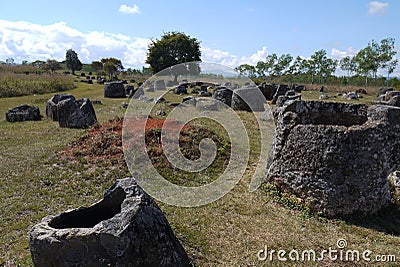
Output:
87,79,93,84
6,105,41,122
388,95,400,107
342,92,361,100
29,178,191,267
276,95,301,108
271,84,289,104
291,84,306,93
384,91,400,101
232,86,265,112
125,85,135,95
212,86,232,107
285,90,296,97
199,91,212,97
182,96,196,106
154,96,166,104
139,95,153,102
130,87,145,99
166,80,178,87
146,84,155,92
379,87,394,96
104,82,126,98
200,85,208,93
319,94,330,100
46,94,76,121
266,100,400,218
259,83,277,101
57,98,97,129
154,80,166,91
174,84,187,94
356,88,368,95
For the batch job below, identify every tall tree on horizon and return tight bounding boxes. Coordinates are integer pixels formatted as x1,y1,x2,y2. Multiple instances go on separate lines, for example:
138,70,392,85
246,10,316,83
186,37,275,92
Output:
146,32,201,81
65,49,82,75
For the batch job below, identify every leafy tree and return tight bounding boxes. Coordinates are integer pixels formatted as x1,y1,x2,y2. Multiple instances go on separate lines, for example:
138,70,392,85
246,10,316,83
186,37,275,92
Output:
146,31,201,81
21,60,29,65
65,49,82,75
288,56,305,75
104,61,117,79
91,61,103,72
31,60,46,69
100,58,124,79
340,56,357,77
235,64,257,78
379,38,398,82
255,53,277,77
354,40,381,85
272,54,293,76
6,58,14,65
45,59,61,73
309,50,337,84
101,58,124,72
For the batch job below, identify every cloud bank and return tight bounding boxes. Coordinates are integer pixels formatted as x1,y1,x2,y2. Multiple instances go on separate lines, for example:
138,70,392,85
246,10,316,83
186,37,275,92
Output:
119,4,140,14
367,1,389,15
0,19,270,69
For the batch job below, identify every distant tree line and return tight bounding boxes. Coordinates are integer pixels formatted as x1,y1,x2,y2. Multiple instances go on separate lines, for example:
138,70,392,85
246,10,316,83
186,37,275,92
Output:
235,38,398,87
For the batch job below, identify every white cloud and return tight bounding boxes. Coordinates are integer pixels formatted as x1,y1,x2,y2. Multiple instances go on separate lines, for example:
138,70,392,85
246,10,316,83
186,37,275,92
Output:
119,4,140,14
0,19,279,71
0,19,149,68
331,47,357,60
201,46,269,67
367,1,388,15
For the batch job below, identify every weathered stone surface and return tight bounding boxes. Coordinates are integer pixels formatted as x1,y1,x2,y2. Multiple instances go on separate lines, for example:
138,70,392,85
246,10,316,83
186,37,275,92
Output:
384,91,400,101
271,84,289,104
276,94,301,108
130,87,144,99
154,96,166,104
388,171,400,206
182,96,196,104
104,82,126,98
29,178,191,267
232,86,265,111
291,84,306,93
154,80,166,91
46,94,76,121
373,90,400,107
174,84,187,94
379,87,393,96
6,105,41,122
125,85,135,95
212,86,232,107
388,95,400,107
258,83,277,101
266,100,400,218
342,92,361,100
57,98,97,129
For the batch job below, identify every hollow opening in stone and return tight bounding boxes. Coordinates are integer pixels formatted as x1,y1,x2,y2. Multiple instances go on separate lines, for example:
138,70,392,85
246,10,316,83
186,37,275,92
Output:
306,112,367,126
49,187,126,229
288,102,368,127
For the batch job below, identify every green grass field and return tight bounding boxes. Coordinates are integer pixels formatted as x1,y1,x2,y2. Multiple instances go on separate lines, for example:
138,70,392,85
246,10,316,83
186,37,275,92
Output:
1,81,399,266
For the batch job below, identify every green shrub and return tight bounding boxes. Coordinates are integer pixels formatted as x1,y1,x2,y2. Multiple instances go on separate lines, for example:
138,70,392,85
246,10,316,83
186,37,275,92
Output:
0,72,76,98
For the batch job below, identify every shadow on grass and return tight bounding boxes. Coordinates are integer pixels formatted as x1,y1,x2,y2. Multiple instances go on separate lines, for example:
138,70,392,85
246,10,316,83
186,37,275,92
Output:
344,204,400,236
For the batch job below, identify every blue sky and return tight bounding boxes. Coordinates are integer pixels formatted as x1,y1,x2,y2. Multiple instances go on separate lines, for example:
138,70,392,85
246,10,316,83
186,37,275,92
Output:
0,0,398,74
